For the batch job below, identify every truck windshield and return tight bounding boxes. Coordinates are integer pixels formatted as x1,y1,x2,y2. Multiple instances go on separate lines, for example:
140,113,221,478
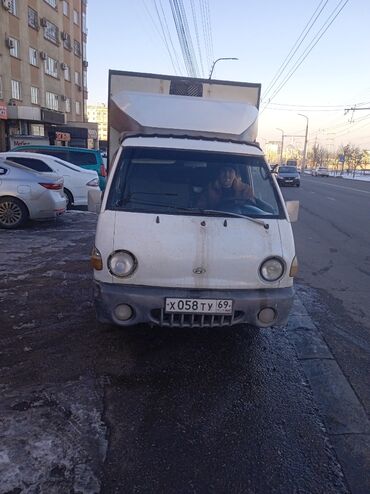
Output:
107,147,284,219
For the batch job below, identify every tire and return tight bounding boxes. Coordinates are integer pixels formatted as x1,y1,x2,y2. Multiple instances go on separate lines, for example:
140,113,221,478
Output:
296,183,300,187
0,197,29,229
63,188,74,209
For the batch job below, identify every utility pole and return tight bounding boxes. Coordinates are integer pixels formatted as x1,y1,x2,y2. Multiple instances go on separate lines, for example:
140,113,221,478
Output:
298,114,309,171
276,128,284,164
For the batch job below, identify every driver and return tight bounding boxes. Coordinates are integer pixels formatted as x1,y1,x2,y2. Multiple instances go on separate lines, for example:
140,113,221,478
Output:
198,165,255,209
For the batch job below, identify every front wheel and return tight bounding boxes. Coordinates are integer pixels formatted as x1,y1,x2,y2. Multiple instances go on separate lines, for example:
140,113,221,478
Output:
63,188,74,210
0,197,29,229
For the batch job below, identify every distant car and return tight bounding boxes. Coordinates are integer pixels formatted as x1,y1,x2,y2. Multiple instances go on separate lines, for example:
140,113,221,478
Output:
313,167,330,177
276,165,300,187
1,152,100,209
0,157,66,229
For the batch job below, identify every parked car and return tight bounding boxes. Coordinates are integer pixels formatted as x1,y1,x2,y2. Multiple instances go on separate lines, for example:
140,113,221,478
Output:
11,145,107,190
312,166,330,177
0,157,66,229
1,152,99,209
276,165,300,187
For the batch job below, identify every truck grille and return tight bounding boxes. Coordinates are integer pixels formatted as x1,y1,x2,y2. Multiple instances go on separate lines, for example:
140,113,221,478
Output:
151,309,244,328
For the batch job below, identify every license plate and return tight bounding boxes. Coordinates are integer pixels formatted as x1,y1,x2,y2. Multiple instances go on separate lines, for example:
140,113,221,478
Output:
165,298,233,314
286,179,293,182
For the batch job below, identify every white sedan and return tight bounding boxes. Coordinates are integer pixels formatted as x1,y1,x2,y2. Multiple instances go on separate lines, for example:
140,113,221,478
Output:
0,157,66,228
0,151,99,208
312,167,330,177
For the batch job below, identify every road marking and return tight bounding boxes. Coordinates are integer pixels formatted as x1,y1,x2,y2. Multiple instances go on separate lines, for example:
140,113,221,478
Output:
327,197,336,201
304,178,370,195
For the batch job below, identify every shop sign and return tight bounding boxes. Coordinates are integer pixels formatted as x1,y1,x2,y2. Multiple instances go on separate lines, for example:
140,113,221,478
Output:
88,128,98,139
56,131,71,142
0,105,8,120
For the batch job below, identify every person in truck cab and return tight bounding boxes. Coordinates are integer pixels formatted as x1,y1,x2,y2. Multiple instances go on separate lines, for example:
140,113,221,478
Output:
198,165,255,209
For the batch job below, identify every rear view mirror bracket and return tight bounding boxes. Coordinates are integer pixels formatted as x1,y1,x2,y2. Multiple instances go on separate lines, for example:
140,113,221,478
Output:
285,200,299,222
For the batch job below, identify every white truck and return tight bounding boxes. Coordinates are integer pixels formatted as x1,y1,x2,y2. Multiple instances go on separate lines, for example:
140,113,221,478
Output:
89,71,298,328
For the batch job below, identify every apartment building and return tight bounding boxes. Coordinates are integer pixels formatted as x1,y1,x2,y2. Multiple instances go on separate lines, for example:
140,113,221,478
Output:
0,0,96,150
87,102,107,143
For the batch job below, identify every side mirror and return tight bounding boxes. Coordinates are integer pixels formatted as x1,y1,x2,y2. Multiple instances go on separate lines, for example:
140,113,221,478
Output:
286,200,299,223
88,189,102,213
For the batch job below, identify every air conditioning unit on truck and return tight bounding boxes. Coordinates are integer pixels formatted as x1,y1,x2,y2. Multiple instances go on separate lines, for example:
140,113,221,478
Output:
89,71,299,329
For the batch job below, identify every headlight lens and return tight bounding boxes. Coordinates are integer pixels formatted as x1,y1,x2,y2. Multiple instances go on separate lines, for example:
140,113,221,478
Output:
260,257,285,282
108,250,137,277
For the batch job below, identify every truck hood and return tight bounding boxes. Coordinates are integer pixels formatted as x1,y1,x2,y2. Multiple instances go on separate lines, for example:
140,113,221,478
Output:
95,211,288,290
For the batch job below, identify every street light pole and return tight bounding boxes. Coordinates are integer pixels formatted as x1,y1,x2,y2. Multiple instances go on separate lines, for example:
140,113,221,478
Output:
298,114,309,171
209,57,238,79
276,128,285,165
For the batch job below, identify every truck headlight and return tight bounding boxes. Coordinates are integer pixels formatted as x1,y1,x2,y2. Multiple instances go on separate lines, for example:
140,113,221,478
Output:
108,250,137,277
259,257,285,282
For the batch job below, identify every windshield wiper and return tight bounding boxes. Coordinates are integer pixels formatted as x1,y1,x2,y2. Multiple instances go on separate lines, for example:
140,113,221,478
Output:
201,209,269,229
116,199,269,229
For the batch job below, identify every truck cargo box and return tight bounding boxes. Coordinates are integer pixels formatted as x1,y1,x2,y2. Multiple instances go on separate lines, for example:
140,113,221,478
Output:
108,70,261,165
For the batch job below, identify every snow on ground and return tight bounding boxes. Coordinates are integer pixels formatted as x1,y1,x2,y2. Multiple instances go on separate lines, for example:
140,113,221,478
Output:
304,170,370,182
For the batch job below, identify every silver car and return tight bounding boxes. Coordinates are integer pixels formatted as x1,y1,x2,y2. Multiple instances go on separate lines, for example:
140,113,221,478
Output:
0,157,66,229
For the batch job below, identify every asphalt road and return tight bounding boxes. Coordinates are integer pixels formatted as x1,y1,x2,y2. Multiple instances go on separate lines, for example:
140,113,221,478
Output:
281,175,370,416
0,211,349,493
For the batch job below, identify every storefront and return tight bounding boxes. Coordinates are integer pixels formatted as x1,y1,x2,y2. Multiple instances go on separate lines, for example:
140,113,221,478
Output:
49,123,99,149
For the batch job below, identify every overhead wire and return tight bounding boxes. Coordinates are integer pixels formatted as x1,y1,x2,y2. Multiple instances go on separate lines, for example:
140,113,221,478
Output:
169,0,196,76
178,0,200,76
262,0,349,110
141,0,179,74
262,0,329,101
158,0,184,74
190,0,205,77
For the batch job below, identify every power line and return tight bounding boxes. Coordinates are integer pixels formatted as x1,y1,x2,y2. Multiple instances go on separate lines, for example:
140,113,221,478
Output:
141,0,179,74
169,0,196,76
262,0,349,110
158,0,184,73
262,0,329,101
190,0,205,77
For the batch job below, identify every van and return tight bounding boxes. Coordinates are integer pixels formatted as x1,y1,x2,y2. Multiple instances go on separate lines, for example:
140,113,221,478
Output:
12,145,106,190
89,71,299,329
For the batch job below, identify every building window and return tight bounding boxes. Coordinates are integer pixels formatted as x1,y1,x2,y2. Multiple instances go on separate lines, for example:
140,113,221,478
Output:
8,37,19,58
0,77,3,100
29,47,38,66
62,1,69,16
73,9,79,25
31,86,39,104
9,0,17,16
31,124,45,136
74,71,81,86
11,80,21,100
46,91,58,111
75,101,81,115
44,0,57,8
73,40,81,57
63,64,71,81
65,98,71,113
63,33,72,50
83,69,87,89
44,56,58,78
83,41,87,60
43,19,59,44
28,7,39,29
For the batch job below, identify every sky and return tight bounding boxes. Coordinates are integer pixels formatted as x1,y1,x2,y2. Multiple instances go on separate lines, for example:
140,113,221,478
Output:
86,0,370,151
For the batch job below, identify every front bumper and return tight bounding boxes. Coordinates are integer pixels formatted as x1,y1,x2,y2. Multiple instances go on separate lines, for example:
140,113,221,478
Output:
93,281,294,328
